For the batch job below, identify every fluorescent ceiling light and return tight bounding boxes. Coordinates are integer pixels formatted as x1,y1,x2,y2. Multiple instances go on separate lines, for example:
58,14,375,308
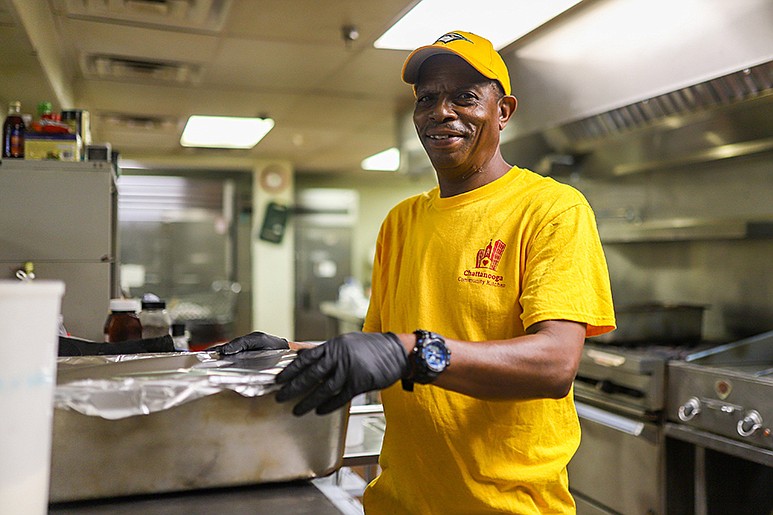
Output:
180,115,274,149
375,0,583,51
361,147,400,171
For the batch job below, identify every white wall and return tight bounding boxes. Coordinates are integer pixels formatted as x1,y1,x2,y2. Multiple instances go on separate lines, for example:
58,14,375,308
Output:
252,162,295,338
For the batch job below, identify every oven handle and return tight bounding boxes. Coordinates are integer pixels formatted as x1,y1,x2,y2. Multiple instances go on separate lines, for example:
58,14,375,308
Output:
576,402,645,436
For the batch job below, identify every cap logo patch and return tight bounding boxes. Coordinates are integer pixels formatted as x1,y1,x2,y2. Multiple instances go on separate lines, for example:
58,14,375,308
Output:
435,32,472,45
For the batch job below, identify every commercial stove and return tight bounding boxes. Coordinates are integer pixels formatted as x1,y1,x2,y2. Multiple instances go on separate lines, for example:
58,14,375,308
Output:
667,330,773,455
571,331,773,515
665,330,773,515
570,339,712,515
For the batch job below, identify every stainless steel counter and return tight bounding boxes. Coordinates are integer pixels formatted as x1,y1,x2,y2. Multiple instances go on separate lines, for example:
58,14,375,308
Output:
319,301,366,336
49,481,354,514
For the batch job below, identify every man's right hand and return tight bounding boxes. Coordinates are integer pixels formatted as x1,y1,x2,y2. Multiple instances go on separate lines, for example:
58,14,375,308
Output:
275,332,408,415
210,331,289,355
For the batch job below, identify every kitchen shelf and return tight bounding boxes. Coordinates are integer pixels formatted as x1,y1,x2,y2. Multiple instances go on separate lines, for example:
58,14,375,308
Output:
598,217,773,243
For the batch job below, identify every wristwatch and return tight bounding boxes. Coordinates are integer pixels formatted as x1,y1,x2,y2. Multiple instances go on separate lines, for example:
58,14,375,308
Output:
402,330,451,392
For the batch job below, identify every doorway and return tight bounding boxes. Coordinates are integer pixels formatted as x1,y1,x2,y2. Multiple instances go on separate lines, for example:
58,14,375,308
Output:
293,189,357,342
117,171,253,348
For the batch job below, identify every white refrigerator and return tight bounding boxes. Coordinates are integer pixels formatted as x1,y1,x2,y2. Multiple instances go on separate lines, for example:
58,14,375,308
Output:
0,160,118,341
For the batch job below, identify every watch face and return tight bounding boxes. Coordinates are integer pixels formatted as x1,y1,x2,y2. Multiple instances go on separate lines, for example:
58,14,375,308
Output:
422,341,448,373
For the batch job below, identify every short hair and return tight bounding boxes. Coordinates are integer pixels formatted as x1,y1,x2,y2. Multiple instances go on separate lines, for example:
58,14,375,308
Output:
490,80,505,99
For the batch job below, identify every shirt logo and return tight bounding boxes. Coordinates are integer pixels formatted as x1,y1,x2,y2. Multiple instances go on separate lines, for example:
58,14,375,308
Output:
476,239,506,271
458,239,507,288
435,32,473,45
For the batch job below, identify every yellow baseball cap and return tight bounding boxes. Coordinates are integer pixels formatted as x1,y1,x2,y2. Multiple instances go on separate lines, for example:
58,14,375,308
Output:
401,31,511,96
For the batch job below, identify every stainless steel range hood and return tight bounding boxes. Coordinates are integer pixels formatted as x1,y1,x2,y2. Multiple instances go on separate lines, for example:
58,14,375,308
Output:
502,60,773,178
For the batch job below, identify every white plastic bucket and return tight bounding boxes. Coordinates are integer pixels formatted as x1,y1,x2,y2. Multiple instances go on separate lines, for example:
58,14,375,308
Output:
0,280,65,514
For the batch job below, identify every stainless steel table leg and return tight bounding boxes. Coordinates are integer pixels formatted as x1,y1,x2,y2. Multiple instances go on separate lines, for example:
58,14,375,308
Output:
695,446,707,515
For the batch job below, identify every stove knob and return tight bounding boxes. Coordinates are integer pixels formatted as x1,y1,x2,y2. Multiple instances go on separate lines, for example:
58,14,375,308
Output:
737,410,762,437
678,397,701,421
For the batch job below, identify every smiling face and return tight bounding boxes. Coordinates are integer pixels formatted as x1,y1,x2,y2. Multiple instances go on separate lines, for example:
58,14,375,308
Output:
413,54,516,197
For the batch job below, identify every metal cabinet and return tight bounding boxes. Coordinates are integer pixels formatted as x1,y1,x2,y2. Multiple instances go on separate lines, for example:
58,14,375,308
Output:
0,160,118,340
569,403,665,515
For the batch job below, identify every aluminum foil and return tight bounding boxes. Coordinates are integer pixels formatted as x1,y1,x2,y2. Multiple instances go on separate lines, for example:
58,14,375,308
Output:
54,350,296,420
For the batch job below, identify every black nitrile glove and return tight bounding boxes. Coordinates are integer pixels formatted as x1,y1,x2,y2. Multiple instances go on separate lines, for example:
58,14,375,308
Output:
58,335,175,356
210,331,289,356
275,332,408,416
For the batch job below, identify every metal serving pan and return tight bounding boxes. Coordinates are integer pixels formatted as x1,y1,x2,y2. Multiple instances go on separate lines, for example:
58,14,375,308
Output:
49,350,348,503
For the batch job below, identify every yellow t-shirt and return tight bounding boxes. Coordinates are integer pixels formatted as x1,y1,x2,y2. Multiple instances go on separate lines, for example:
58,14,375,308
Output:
362,166,615,514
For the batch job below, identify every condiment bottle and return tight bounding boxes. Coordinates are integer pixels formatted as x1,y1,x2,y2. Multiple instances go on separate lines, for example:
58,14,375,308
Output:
171,322,190,351
2,101,25,159
139,296,172,339
104,298,142,343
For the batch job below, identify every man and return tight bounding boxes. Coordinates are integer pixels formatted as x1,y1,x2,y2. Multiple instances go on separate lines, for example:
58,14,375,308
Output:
220,31,615,514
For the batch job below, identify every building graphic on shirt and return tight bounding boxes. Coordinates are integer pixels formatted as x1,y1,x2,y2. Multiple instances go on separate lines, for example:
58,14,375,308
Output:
476,239,506,271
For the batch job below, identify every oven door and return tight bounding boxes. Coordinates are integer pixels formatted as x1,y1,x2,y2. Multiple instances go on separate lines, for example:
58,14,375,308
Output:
569,402,665,515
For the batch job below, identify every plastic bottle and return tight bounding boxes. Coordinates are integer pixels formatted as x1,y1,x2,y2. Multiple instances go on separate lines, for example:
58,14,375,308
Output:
171,322,190,351
2,101,25,158
139,295,172,339
104,298,142,343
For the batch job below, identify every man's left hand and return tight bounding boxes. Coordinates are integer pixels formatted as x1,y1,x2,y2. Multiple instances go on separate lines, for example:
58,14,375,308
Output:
209,331,289,355
275,332,407,416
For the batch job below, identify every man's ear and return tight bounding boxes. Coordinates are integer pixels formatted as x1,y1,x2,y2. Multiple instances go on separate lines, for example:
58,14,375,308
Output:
499,95,517,130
